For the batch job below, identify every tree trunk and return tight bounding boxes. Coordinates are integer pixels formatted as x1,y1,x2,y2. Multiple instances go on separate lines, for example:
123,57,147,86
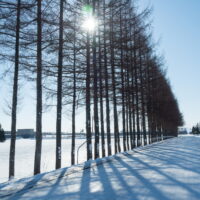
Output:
55,0,64,169
98,0,105,158
92,0,100,159
134,46,141,147
71,16,77,165
119,7,126,152
86,1,92,161
103,0,111,156
34,0,43,175
110,7,120,153
138,39,147,146
9,0,21,179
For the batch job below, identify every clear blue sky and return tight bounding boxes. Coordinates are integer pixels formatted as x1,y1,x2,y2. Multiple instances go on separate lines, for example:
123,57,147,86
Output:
139,0,200,129
0,0,200,131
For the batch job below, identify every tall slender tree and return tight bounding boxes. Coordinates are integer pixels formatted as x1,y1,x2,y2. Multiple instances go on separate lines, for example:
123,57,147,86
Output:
92,0,100,159
9,0,21,179
34,0,43,175
85,1,92,160
71,14,77,165
56,0,64,170
97,0,106,158
103,0,112,156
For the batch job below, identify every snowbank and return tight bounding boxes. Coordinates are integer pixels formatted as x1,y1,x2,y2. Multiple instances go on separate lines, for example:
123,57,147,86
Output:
1,136,200,199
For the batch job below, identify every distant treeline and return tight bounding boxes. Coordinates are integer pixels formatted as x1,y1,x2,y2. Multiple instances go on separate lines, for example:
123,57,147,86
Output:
0,124,6,142
192,123,200,134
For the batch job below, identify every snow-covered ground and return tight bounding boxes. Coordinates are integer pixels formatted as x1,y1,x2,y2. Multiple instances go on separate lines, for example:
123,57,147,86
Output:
0,135,200,200
0,138,88,183
0,136,125,183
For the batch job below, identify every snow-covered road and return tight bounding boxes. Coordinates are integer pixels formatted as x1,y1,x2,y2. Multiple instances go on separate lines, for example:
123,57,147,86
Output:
1,135,200,200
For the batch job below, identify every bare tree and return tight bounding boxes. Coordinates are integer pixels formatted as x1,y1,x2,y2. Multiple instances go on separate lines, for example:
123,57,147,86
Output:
9,0,21,179
34,0,43,175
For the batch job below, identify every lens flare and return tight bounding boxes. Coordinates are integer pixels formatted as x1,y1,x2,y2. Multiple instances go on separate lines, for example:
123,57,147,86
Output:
82,16,97,32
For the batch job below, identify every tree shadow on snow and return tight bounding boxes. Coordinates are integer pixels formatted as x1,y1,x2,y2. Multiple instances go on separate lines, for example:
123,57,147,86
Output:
123,153,200,199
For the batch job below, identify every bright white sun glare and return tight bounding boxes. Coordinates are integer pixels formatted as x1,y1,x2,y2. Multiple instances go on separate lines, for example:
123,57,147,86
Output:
82,16,97,32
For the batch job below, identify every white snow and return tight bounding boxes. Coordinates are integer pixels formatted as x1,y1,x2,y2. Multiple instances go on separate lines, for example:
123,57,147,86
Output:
1,135,200,200
0,138,88,183
0,136,122,183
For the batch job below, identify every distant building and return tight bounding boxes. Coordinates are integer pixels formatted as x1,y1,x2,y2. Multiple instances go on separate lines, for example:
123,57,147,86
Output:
17,129,34,138
4,129,86,139
5,129,35,138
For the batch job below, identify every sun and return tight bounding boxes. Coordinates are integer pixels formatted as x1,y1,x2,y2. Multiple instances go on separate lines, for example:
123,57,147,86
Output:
82,16,97,33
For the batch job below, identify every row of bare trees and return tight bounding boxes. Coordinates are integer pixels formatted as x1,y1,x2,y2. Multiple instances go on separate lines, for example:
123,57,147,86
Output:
0,0,183,180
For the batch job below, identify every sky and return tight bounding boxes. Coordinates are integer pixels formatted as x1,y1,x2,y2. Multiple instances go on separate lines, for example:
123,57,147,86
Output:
138,0,200,129
0,0,200,132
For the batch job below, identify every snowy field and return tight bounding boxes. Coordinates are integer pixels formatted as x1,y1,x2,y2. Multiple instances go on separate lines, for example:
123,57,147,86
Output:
0,138,88,183
0,135,148,184
0,136,127,183
1,135,200,200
